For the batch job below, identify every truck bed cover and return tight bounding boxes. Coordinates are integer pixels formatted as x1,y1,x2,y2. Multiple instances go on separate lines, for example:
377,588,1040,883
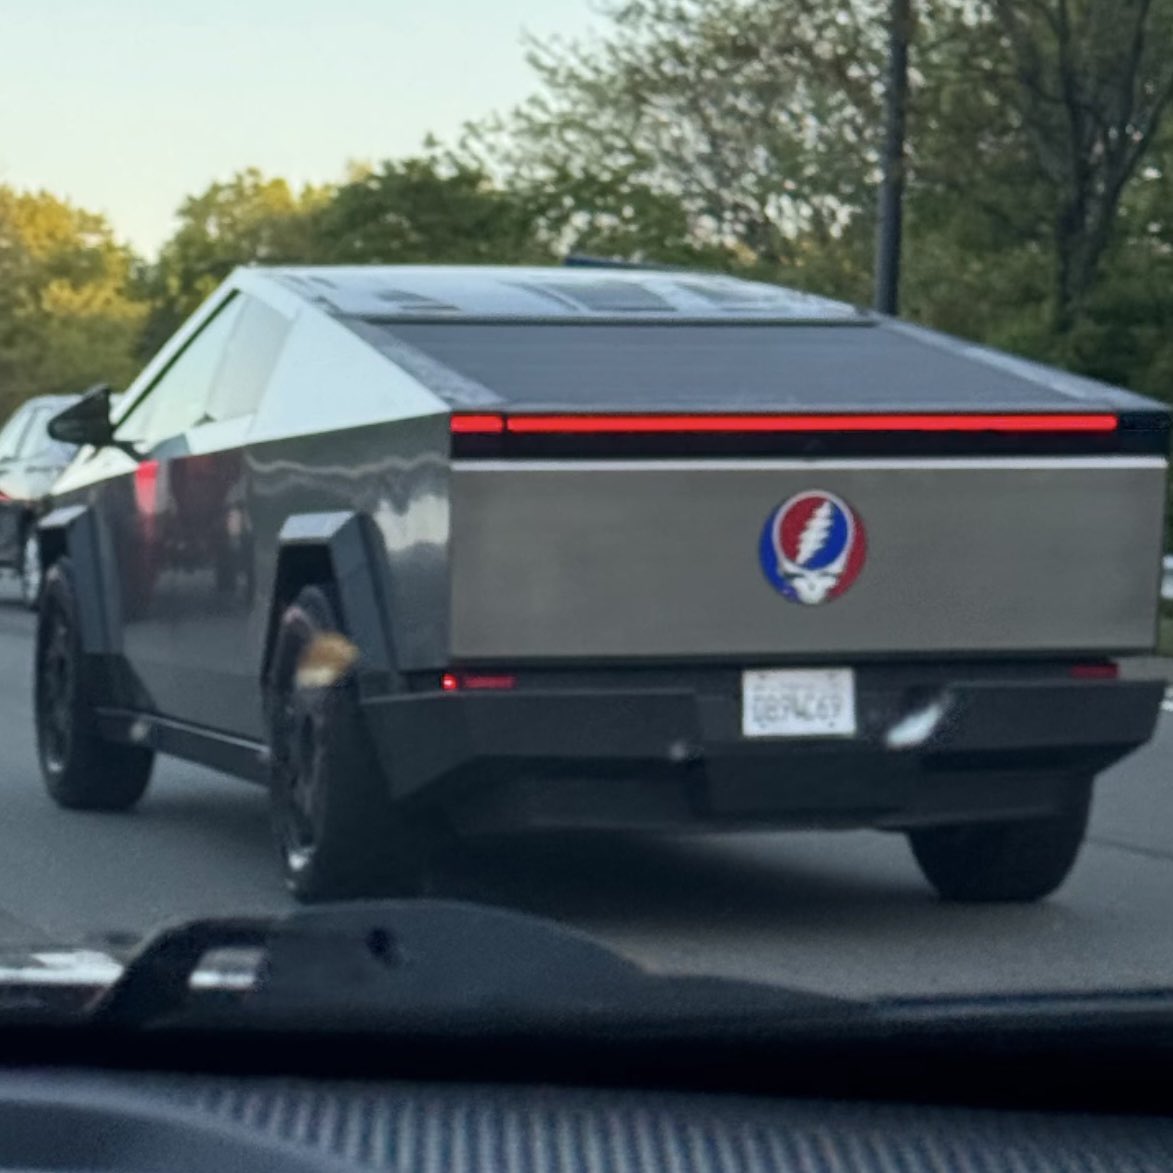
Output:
367,319,1158,416
272,263,1162,418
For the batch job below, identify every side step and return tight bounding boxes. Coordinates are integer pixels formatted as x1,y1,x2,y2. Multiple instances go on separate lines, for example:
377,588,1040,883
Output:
96,710,269,784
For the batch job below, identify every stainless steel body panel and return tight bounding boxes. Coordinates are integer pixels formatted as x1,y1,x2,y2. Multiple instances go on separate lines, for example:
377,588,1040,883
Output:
50,285,452,738
247,415,451,677
48,428,255,733
450,457,1167,660
53,415,450,739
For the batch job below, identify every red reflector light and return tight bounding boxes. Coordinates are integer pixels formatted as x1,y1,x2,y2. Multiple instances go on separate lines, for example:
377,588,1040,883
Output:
440,672,516,692
133,459,160,514
450,413,505,434
1069,663,1119,680
461,673,517,691
502,413,1119,435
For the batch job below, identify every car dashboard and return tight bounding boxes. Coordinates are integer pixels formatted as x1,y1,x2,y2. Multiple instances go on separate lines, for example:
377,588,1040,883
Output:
0,1066,1168,1173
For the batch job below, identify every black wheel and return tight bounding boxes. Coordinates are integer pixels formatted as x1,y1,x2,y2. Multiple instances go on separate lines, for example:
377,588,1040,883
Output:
35,559,154,811
907,781,1092,903
19,526,41,610
266,584,430,902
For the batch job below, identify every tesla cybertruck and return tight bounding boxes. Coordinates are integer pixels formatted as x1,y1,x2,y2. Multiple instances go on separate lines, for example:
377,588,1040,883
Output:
34,264,1168,901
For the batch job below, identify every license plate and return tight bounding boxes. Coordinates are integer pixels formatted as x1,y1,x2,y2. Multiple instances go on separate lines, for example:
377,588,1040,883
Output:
741,669,857,739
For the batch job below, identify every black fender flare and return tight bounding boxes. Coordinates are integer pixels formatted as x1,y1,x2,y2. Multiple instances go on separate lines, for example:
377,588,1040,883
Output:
263,512,399,695
37,504,120,655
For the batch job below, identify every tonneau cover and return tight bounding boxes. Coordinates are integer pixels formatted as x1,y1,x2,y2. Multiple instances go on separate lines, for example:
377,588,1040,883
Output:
269,261,1162,417
361,318,1161,416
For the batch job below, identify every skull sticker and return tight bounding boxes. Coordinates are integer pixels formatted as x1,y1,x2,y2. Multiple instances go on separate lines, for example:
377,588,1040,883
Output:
758,491,867,604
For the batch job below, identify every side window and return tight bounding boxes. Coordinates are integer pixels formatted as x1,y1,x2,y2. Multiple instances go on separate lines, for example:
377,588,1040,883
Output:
204,297,291,423
44,436,79,462
15,408,52,459
115,297,244,450
0,410,30,461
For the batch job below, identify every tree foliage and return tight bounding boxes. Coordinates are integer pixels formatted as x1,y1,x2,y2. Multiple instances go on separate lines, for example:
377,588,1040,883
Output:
0,188,145,414
312,156,550,265
471,0,1173,377
137,168,329,357
913,0,1173,333
464,0,889,299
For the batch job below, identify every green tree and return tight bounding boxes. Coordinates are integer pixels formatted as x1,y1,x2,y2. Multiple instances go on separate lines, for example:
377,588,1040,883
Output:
140,168,328,357
471,0,1173,326
313,155,551,264
465,0,888,300
916,0,1173,334
0,188,145,413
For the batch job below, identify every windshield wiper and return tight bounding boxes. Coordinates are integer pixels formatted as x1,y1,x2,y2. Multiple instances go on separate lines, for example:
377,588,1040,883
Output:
86,900,861,1032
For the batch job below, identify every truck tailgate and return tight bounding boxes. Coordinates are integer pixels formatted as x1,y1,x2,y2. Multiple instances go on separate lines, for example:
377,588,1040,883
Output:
449,455,1166,660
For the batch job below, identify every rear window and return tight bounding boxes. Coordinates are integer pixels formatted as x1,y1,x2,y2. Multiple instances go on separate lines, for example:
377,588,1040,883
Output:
355,321,1088,412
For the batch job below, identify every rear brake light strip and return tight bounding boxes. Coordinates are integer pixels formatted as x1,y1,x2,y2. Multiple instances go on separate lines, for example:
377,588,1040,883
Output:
450,412,1119,435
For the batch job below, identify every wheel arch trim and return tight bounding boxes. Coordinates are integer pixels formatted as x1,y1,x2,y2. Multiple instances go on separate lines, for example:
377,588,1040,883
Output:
37,505,120,655
262,511,399,691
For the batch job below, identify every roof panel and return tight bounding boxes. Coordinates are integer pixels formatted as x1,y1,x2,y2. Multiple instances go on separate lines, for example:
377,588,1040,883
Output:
262,264,862,322
242,263,1162,415
516,278,676,313
371,287,461,313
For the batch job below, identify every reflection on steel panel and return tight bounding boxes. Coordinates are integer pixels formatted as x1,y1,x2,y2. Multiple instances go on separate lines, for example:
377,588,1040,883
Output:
451,458,1166,660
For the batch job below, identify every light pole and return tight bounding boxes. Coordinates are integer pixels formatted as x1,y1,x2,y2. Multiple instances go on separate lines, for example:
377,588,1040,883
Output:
874,0,911,315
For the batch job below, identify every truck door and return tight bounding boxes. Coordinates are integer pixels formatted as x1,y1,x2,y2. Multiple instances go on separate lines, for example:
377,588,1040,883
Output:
101,293,290,731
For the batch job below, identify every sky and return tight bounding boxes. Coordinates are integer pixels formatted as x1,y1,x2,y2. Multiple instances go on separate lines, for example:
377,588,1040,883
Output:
0,0,597,255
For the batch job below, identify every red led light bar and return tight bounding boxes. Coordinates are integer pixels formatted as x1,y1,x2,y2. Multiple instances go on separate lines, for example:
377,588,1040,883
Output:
450,413,505,434
450,412,1118,436
461,673,517,691
503,413,1118,435
1068,663,1120,680
438,671,517,692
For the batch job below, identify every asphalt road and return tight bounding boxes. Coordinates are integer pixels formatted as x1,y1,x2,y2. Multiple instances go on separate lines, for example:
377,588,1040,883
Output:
0,588,1168,999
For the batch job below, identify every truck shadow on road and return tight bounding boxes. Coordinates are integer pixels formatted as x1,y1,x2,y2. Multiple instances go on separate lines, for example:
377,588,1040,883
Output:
425,829,1091,997
433,829,935,927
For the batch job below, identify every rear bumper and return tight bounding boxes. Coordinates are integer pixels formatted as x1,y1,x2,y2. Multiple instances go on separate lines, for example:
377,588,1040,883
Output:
363,673,1164,833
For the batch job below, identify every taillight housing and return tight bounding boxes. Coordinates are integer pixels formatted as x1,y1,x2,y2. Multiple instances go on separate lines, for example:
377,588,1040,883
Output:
447,410,1148,459
449,411,1120,436
1068,662,1120,680
439,672,517,692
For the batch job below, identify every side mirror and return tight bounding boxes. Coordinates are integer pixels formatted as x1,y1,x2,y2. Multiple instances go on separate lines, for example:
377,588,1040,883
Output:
48,383,115,449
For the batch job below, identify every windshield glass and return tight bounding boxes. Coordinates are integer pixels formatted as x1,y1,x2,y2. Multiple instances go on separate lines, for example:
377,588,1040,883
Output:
0,0,1170,1028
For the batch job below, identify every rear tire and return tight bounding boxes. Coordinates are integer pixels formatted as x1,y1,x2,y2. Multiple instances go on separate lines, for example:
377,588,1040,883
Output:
266,584,430,902
907,781,1092,903
35,559,154,811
